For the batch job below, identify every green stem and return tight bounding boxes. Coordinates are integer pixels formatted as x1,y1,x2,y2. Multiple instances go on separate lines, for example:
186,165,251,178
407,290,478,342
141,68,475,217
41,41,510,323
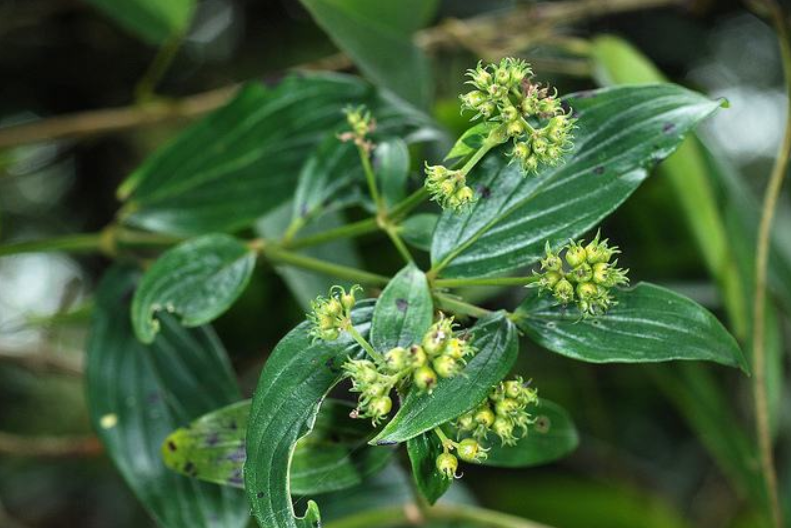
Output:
359,147,383,211
324,503,553,528
262,244,390,286
285,217,379,250
433,293,493,319
0,232,104,257
459,138,498,177
347,325,384,364
135,34,184,103
384,225,413,263
433,426,455,451
434,276,539,288
389,187,430,220
748,1,790,526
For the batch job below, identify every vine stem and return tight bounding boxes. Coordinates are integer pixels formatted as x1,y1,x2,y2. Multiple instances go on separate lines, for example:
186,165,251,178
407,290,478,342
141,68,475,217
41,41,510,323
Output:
434,276,539,288
324,503,553,528
433,293,493,319
359,146,383,211
346,325,384,364
134,34,184,102
0,431,102,458
747,1,791,526
0,232,104,257
256,244,390,286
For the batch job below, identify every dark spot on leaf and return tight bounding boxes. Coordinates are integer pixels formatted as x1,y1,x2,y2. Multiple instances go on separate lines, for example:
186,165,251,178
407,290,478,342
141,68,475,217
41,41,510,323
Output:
228,420,238,430
477,185,491,199
535,415,551,434
593,166,604,175
205,433,220,447
257,491,265,499
376,440,398,446
228,475,244,486
184,461,197,476
226,446,246,462
147,391,161,404
167,441,177,452
324,357,341,373
662,122,676,134
395,298,408,312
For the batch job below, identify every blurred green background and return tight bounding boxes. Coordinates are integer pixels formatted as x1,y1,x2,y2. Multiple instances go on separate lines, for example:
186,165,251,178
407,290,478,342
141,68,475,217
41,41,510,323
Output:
1,1,790,527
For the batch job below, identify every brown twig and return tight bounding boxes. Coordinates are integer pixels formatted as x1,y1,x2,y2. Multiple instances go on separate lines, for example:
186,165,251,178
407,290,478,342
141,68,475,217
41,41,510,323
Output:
745,1,791,526
0,0,683,150
0,349,83,377
0,431,102,458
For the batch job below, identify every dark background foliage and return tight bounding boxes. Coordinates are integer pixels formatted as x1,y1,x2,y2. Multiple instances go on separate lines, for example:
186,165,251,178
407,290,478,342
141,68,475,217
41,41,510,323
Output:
0,1,788,527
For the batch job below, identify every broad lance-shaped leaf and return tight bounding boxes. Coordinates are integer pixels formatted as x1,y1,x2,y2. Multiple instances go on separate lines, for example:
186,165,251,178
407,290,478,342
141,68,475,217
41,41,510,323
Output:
119,73,436,235
407,431,451,505
86,265,248,528
431,84,724,278
371,312,518,445
162,399,392,494
245,301,377,528
131,234,256,344
399,213,438,252
481,399,578,468
370,263,433,352
515,282,748,371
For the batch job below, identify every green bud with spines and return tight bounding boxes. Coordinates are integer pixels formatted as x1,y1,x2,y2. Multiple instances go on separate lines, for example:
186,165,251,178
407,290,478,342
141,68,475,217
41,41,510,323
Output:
414,365,438,393
474,405,496,429
553,278,574,304
384,346,409,373
436,452,459,479
564,243,587,267
456,438,489,463
309,285,361,341
433,355,461,378
570,262,593,283
492,417,517,446
424,163,475,211
456,412,476,433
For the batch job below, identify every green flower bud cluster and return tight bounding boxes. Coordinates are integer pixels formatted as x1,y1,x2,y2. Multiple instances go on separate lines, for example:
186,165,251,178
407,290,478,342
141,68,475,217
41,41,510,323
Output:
344,314,476,425
460,58,576,174
435,436,490,479
424,164,475,211
455,376,539,447
338,105,376,153
308,285,361,341
532,232,629,316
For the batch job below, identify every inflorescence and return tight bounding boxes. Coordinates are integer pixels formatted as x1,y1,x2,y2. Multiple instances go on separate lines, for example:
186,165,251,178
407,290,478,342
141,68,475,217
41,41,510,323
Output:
461,58,576,174
531,232,629,316
308,285,361,341
343,315,475,425
338,105,376,153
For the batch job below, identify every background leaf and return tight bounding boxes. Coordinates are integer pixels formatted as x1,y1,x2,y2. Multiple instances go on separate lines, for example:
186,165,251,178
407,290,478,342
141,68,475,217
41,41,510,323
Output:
162,399,393,495
375,138,410,208
298,0,437,107
371,312,518,445
481,399,579,468
244,301,375,528
407,431,452,504
86,265,248,528
430,84,723,278
399,213,438,252
370,263,433,352
85,0,194,45
131,234,256,344
515,282,747,371
119,74,434,235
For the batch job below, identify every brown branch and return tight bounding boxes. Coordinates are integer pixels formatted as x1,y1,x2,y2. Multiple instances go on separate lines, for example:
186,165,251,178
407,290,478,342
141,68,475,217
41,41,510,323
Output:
0,0,683,150
0,349,83,376
0,431,102,458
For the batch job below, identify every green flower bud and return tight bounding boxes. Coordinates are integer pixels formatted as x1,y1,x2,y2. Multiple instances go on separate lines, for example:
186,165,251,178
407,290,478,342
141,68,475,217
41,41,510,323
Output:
495,397,521,417
570,262,593,283
506,119,525,137
341,292,356,311
521,97,537,115
453,186,475,207
565,244,587,267
521,155,539,174
478,101,496,118
503,380,523,400
384,346,409,372
492,417,517,446
414,365,438,393
576,281,599,301
474,405,496,429
487,83,505,99
436,452,459,479
465,62,492,89
456,438,488,463
433,355,461,378
540,270,562,289
368,395,392,420
512,141,530,160
461,90,486,110
409,345,427,367
553,278,574,304
532,137,548,155
366,381,389,398
456,412,476,432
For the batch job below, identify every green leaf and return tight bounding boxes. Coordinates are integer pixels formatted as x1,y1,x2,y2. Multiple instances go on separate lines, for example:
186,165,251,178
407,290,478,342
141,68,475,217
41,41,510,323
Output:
481,399,578,468
131,234,256,344
86,0,194,45
515,282,748,371
407,431,452,505
370,263,433,352
162,399,393,494
371,312,518,445
245,301,378,528
292,135,364,227
299,0,436,107
86,265,248,528
444,122,499,162
399,213,438,252
430,84,723,278
120,74,433,235
375,138,411,208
